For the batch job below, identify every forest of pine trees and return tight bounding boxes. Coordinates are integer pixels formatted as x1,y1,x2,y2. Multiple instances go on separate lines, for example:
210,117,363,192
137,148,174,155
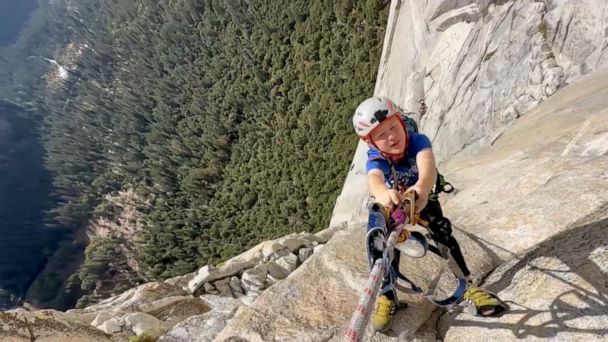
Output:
0,0,388,307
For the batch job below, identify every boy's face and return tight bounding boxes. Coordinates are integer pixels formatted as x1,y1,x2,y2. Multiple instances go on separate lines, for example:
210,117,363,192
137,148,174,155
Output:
369,116,407,155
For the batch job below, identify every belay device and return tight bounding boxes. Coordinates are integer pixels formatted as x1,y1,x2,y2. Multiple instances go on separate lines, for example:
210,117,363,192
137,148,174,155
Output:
345,192,468,342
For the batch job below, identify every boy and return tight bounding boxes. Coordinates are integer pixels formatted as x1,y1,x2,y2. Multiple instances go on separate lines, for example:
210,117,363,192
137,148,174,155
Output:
352,97,505,332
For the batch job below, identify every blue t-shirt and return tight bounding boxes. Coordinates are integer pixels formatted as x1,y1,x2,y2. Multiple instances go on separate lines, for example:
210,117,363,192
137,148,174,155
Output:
366,132,432,188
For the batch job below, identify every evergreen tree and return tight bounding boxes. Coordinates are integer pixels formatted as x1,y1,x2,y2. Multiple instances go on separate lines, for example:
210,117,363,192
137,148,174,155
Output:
2,0,388,305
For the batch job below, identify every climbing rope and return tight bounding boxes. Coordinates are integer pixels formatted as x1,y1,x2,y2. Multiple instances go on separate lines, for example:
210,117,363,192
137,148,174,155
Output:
344,193,415,342
344,217,406,342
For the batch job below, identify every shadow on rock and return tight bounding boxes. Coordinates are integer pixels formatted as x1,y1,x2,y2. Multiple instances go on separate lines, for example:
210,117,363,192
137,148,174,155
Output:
439,204,608,341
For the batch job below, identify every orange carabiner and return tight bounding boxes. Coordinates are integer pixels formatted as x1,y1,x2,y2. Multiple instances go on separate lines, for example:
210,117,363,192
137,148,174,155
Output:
402,191,417,226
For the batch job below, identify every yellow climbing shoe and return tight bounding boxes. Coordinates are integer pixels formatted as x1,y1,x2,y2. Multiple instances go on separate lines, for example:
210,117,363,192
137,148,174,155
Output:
463,286,507,317
371,295,396,332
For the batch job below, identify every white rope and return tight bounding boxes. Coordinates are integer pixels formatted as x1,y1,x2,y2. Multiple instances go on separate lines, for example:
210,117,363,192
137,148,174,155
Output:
345,222,405,342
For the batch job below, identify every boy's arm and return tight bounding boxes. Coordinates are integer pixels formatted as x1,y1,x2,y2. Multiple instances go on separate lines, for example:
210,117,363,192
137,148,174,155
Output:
414,148,437,194
368,169,401,208
368,169,387,198
406,148,437,212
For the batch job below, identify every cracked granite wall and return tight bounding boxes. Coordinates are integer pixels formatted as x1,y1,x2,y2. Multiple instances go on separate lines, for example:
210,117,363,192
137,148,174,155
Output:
374,0,608,161
331,0,608,228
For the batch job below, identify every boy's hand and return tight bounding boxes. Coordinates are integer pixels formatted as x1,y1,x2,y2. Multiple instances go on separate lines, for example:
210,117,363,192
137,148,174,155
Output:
376,189,401,209
405,185,428,213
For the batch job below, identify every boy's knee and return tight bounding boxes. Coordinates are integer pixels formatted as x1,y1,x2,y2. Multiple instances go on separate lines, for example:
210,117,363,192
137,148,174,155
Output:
429,216,453,244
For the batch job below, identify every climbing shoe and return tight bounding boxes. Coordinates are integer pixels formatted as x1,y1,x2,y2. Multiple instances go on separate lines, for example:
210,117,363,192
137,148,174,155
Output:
371,295,396,332
462,286,507,317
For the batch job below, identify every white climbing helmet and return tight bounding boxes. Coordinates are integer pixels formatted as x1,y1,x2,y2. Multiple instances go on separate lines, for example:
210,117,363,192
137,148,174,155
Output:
352,97,401,139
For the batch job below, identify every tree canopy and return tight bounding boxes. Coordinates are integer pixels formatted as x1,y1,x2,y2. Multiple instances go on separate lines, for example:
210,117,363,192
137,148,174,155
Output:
1,0,388,307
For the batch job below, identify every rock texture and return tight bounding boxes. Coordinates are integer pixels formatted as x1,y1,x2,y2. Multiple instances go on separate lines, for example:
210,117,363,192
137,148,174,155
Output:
442,66,608,257
0,309,111,342
374,0,608,162
431,67,608,341
440,206,608,342
215,222,497,341
186,231,330,297
158,295,242,342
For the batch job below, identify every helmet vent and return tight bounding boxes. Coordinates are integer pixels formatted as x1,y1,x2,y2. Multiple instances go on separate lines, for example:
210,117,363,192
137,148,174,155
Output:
373,109,388,123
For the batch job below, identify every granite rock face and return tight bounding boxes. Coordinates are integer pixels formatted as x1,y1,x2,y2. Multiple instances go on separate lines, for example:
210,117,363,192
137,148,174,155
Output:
435,67,608,342
0,309,112,342
440,206,608,342
374,0,608,162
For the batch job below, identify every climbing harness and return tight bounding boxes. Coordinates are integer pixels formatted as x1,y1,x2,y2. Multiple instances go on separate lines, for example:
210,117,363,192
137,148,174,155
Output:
345,191,468,342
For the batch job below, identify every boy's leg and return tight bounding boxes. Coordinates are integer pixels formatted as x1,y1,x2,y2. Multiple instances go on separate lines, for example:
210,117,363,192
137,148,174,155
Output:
380,249,400,300
365,202,401,296
420,198,507,316
365,202,401,332
419,197,471,278
369,240,400,332
366,220,400,299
